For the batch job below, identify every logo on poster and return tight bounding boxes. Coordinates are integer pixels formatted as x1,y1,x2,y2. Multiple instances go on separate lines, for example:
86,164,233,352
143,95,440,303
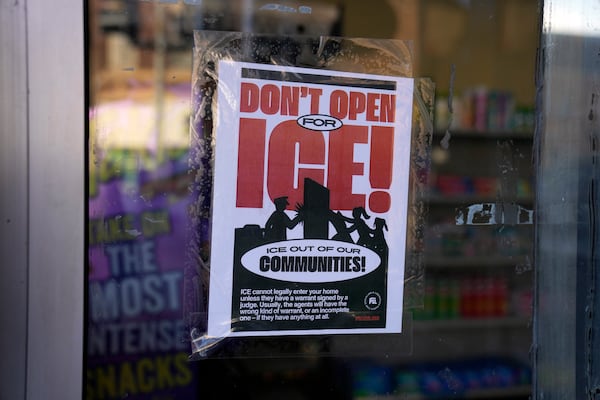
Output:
364,291,382,310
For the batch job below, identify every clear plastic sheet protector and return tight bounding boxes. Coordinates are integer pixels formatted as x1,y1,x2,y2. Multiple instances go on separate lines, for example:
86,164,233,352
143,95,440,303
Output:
185,31,433,359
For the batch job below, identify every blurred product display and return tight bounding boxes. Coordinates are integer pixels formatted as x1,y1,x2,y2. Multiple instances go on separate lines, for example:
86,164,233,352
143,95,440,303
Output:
353,358,532,399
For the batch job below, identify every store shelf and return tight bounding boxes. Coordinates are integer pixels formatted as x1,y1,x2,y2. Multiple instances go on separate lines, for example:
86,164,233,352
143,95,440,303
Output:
356,384,531,399
432,130,533,141
424,255,531,269
413,317,530,331
425,194,534,206
416,91,535,381
461,384,531,398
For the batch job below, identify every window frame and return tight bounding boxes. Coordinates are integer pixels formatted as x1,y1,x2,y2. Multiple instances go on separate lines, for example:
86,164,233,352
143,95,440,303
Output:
0,0,84,397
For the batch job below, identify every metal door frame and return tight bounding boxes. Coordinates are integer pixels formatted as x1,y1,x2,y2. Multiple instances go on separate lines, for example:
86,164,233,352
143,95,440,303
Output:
0,0,84,397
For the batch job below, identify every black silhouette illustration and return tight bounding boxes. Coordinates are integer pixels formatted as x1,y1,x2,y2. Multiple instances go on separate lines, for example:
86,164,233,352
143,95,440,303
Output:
234,178,388,258
329,210,355,242
263,196,301,241
231,177,389,332
370,217,389,254
301,178,330,239
346,207,373,246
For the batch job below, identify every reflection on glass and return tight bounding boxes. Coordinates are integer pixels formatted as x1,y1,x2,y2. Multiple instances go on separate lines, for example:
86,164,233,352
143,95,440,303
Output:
87,1,538,399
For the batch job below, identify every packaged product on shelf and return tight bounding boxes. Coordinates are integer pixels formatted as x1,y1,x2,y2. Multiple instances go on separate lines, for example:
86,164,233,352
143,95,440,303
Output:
492,277,509,317
513,106,536,133
512,288,533,318
487,90,515,132
389,358,532,398
413,278,436,321
472,176,498,196
473,87,488,132
435,279,450,319
416,274,510,321
352,364,395,397
435,174,473,195
455,87,519,132
434,95,462,132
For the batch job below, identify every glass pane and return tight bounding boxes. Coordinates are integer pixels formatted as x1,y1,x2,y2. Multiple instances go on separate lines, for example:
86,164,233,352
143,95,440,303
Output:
534,0,600,398
86,1,538,398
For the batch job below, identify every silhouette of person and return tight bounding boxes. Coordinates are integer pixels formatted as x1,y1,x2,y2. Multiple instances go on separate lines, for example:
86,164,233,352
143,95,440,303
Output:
348,207,373,246
264,196,301,242
329,210,354,243
370,217,388,254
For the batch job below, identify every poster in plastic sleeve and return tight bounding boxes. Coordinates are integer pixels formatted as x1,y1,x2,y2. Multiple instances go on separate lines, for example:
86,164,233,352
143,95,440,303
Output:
208,61,414,338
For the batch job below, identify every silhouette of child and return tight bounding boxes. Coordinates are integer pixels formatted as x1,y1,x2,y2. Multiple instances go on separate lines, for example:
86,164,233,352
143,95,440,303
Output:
329,210,354,242
348,207,373,246
370,217,388,254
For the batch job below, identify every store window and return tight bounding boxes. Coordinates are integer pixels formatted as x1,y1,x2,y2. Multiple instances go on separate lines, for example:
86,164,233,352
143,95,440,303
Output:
85,1,539,399
6,0,600,398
